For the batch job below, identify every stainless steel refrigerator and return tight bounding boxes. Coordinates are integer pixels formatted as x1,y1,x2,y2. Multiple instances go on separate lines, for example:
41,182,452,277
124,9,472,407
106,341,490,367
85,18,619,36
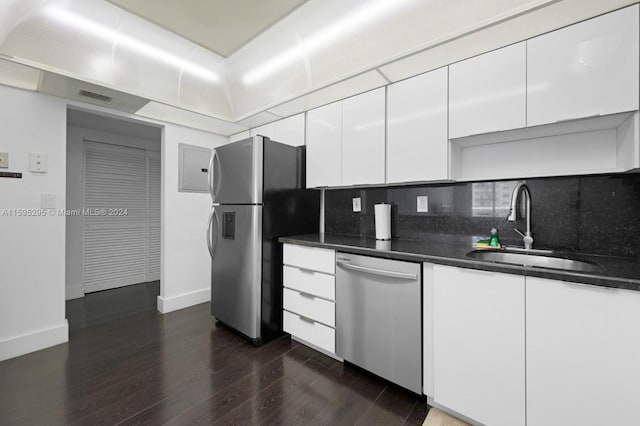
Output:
206,135,319,345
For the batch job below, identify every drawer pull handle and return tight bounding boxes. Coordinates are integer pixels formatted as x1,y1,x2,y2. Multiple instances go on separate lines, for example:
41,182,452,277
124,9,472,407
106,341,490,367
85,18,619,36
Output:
299,291,316,300
298,315,316,324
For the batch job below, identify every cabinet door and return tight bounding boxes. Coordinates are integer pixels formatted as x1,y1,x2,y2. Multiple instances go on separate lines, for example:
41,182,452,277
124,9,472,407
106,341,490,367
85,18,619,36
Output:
250,122,275,138
271,113,305,146
449,42,526,138
527,5,639,126
387,68,448,183
526,277,640,426
306,102,342,188
342,88,386,186
433,265,525,426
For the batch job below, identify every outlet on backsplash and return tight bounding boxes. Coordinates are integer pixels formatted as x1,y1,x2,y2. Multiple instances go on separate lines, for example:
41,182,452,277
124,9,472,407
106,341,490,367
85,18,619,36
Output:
417,196,429,212
352,197,361,212
0,152,8,168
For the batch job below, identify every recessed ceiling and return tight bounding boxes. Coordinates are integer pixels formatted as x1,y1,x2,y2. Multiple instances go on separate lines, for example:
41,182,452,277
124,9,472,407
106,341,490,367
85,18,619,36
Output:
105,0,308,57
67,108,162,141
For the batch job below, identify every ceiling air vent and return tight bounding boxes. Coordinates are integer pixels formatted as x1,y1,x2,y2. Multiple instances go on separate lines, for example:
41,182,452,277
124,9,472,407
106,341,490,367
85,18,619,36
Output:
78,90,112,103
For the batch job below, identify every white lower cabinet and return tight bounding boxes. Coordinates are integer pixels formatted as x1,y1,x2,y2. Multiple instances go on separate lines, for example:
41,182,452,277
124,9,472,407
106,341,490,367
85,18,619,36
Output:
283,310,335,353
432,264,525,426
526,277,640,426
283,288,335,327
282,244,337,355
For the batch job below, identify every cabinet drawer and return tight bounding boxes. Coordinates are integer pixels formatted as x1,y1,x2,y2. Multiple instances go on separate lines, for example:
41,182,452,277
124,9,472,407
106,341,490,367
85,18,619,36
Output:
283,244,335,274
283,288,335,327
283,265,335,300
283,310,335,354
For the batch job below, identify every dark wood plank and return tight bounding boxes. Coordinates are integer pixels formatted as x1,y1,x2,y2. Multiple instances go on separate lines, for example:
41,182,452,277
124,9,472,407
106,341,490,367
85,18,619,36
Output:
356,384,423,426
118,340,299,425
86,336,297,425
0,282,426,426
307,363,388,426
404,400,431,425
209,357,330,425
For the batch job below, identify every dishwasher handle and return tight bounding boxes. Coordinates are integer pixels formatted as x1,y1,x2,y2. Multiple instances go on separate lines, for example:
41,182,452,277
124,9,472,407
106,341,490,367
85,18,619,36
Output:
336,260,418,281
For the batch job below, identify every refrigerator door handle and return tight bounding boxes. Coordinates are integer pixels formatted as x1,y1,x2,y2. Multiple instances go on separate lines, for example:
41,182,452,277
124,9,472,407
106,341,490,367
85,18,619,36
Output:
208,149,221,201
206,206,219,258
207,150,215,199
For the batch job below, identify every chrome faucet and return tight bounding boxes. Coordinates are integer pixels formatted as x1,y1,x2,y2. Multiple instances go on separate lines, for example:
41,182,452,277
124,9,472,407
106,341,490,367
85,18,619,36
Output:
507,182,534,250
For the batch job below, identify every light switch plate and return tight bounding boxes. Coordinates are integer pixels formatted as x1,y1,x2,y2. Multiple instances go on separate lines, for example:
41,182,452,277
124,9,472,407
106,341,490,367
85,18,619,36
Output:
0,152,8,168
417,196,429,212
352,197,361,212
30,152,47,173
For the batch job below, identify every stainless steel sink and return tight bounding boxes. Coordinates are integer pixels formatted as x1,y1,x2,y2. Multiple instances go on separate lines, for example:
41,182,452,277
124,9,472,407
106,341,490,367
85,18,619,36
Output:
466,250,604,273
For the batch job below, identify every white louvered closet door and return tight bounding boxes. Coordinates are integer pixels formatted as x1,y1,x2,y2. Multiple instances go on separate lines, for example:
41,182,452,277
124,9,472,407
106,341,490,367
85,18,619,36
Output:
83,141,159,293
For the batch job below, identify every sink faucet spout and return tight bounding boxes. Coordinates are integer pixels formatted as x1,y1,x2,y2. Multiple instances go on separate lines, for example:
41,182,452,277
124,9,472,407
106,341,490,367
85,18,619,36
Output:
507,182,534,250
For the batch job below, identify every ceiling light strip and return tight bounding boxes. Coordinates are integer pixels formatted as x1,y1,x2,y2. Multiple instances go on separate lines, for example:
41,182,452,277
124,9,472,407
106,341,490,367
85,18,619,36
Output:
43,6,219,82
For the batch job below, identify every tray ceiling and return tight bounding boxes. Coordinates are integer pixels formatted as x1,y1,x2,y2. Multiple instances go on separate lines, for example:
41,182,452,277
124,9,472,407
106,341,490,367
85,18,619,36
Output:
106,0,308,57
0,0,633,135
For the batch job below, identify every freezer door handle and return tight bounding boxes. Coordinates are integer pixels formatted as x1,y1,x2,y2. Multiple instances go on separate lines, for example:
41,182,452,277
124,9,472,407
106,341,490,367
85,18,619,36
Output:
336,261,418,280
208,149,221,201
207,150,214,199
206,206,219,258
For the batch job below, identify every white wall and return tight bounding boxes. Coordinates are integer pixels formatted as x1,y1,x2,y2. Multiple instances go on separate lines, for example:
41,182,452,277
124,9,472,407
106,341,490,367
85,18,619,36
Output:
0,85,68,361
158,124,227,313
65,125,161,300
0,88,227,360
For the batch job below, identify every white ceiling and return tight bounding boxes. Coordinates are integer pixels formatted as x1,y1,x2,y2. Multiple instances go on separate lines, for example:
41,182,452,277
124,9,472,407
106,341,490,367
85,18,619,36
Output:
106,0,308,57
0,0,636,136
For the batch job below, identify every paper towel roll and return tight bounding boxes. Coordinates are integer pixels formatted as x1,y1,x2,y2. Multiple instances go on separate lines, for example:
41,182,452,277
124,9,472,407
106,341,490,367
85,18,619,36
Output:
375,203,391,240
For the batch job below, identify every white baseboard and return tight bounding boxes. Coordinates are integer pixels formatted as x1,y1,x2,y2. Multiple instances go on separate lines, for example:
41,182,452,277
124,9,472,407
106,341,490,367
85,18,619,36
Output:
65,284,85,300
0,321,69,362
157,287,210,313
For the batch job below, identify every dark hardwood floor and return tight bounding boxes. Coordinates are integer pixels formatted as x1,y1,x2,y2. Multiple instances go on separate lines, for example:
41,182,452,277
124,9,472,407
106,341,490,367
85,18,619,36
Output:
0,282,430,425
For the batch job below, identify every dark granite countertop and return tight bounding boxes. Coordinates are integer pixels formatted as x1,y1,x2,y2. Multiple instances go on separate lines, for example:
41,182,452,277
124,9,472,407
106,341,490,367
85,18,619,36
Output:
279,233,640,291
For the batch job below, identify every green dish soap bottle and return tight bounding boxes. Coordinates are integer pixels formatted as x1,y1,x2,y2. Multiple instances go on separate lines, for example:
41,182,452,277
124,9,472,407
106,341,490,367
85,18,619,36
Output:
489,228,500,247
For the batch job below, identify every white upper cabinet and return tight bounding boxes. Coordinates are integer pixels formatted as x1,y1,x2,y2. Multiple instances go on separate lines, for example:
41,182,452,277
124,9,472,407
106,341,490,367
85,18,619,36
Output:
250,122,274,139
341,88,386,186
387,67,448,183
527,5,640,127
449,42,526,139
526,277,640,426
250,113,305,146
306,101,342,188
271,113,306,146
433,265,525,426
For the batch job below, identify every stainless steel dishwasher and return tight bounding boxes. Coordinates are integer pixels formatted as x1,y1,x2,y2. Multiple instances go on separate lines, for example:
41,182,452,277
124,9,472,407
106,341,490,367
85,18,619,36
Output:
336,252,422,394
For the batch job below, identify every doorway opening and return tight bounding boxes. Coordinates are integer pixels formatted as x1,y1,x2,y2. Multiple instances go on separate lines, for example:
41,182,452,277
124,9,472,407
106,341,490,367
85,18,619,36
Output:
65,107,162,308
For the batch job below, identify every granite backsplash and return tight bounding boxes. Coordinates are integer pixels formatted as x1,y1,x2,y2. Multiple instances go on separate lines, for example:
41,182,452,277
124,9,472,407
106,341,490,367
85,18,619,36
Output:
323,173,640,258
